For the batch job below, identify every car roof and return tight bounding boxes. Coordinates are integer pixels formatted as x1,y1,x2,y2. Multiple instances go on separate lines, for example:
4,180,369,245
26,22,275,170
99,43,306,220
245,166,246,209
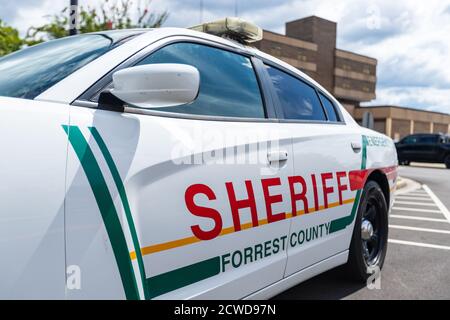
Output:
85,29,149,43
409,133,441,136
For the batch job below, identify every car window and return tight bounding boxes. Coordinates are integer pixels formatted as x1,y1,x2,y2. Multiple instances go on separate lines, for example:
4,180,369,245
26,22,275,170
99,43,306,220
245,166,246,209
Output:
402,136,416,144
133,42,265,118
0,32,141,100
265,65,326,121
417,135,438,144
318,92,339,122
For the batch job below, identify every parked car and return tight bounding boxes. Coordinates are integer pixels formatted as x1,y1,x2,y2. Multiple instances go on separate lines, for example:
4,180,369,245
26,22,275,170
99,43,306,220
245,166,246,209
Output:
395,133,450,168
0,18,398,299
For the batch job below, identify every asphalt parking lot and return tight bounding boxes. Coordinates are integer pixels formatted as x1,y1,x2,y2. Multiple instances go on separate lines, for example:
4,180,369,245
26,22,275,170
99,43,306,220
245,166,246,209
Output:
274,163,450,300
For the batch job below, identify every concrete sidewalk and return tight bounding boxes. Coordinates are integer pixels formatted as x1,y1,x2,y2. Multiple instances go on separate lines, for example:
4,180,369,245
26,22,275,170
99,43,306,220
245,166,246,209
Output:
409,162,446,169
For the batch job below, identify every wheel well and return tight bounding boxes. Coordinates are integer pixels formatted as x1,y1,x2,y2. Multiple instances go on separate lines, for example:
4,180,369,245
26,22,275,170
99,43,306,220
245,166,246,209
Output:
366,170,390,205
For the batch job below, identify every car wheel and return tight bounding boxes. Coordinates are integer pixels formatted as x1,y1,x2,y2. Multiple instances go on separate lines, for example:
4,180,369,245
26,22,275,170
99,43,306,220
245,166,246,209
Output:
445,155,450,169
344,180,388,282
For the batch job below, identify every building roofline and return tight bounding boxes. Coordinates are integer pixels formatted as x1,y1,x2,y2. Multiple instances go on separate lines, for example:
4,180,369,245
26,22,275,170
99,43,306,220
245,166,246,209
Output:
358,105,450,116
261,29,318,51
335,48,377,64
285,15,337,25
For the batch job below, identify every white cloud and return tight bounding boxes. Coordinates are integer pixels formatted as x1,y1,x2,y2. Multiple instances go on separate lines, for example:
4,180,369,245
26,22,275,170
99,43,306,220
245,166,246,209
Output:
364,87,450,114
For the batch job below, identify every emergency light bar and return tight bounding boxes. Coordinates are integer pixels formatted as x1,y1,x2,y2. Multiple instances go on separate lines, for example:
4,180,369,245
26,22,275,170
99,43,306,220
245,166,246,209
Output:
190,17,263,44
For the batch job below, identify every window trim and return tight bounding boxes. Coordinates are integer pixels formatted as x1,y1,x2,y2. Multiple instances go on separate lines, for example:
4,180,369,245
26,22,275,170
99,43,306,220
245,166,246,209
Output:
317,91,342,122
259,58,345,125
75,36,277,122
74,34,345,125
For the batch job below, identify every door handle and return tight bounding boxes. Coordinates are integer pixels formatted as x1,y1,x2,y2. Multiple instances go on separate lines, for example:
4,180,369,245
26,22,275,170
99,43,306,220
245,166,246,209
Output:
267,150,288,163
351,141,362,153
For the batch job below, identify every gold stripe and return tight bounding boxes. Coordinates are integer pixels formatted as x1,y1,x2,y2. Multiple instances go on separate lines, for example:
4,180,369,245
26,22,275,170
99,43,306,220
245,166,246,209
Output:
130,197,356,259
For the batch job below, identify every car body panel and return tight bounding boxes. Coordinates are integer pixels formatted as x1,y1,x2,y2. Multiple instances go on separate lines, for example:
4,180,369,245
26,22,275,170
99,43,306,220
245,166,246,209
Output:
0,97,68,299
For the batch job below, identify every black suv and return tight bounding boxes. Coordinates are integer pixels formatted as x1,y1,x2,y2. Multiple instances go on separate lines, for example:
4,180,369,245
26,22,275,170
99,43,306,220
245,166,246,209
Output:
395,133,450,168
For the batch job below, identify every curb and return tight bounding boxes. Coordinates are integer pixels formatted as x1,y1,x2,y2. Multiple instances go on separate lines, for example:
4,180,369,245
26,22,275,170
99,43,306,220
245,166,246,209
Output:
396,177,407,190
395,177,422,195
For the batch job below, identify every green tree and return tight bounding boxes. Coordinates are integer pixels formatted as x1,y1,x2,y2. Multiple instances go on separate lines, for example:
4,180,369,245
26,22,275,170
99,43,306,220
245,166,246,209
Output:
0,19,24,56
26,0,168,44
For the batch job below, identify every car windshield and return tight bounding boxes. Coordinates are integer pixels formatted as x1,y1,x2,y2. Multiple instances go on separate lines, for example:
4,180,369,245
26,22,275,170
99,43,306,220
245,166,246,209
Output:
0,31,142,99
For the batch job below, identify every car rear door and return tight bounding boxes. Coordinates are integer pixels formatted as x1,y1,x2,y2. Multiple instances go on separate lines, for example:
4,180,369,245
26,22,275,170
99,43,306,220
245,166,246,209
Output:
262,64,362,276
404,135,436,162
419,135,440,161
64,40,294,299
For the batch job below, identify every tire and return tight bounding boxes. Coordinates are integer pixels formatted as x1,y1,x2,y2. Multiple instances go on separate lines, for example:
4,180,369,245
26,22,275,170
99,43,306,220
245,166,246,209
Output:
344,180,389,282
445,155,450,169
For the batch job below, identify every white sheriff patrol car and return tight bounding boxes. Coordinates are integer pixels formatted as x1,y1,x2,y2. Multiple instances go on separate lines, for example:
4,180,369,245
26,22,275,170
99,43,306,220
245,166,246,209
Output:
0,18,398,299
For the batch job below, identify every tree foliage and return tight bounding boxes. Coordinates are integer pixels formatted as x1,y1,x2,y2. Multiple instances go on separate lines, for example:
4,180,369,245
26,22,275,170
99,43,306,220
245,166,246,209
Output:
26,0,168,44
0,19,24,56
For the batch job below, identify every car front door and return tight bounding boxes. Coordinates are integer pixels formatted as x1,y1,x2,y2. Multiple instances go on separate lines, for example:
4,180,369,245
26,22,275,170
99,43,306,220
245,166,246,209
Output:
64,41,295,299
262,64,362,276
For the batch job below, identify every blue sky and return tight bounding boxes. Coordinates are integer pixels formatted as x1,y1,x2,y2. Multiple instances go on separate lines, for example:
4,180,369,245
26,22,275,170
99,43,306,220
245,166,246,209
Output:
1,0,450,114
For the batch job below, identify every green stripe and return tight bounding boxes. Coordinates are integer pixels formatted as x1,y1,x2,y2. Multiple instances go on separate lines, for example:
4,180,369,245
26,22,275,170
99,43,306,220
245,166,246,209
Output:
330,135,368,233
361,135,368,170
147,256,221,299
62,125,140,300
89,127,149,300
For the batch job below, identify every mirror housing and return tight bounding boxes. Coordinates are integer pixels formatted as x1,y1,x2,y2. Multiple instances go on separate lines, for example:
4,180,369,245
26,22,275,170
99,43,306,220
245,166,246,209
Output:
110,64,200,109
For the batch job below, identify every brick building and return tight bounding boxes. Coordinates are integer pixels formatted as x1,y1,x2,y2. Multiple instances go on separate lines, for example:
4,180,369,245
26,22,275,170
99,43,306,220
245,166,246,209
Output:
353,106,450,142
254,16,449,140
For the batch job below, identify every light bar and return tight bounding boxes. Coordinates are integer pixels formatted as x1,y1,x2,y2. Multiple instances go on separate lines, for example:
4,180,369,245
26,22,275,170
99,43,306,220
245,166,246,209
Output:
190,17,263,44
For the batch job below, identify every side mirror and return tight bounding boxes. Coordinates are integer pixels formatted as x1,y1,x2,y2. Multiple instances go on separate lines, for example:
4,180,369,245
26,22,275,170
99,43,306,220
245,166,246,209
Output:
110,64,200,109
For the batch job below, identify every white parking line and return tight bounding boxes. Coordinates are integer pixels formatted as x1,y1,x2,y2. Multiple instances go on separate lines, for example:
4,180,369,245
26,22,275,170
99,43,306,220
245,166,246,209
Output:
390,214,449,223
404,191,428,196
388,239,450,250
396,195,433,201
394,201,438,207
423,184,450,223
392,207,442,213
389,186,450,252
408,189,426,194
389,224,450,234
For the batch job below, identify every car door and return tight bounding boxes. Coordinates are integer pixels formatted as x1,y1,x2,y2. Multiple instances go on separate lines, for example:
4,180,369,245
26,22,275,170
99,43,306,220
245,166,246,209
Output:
405,135,435,162
262,64,362,276
419,135,440,161
398,135,418,161
64,41,294,299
